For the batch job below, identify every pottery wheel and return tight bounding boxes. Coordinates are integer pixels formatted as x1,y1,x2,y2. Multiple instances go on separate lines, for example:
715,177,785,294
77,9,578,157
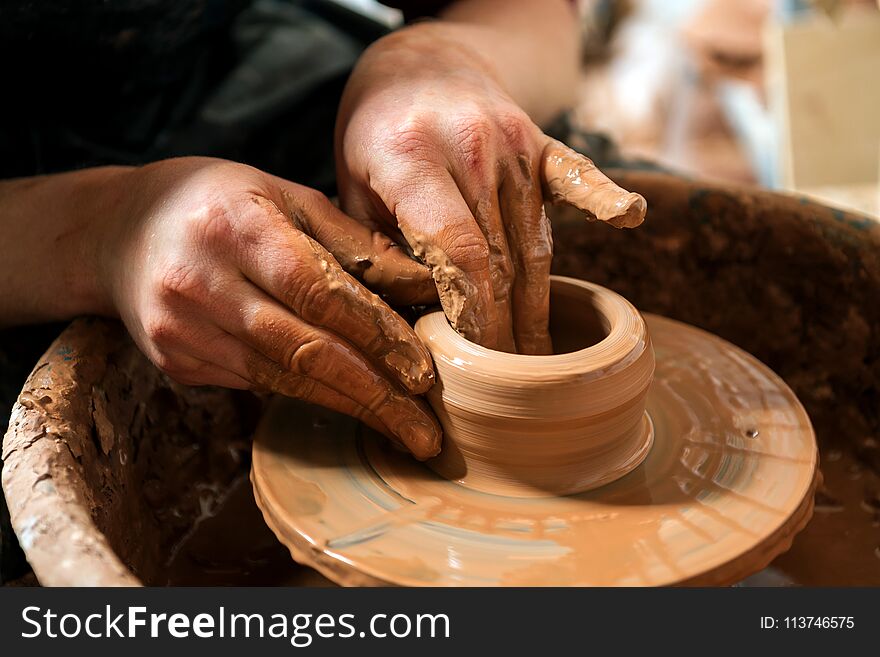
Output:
251,314,818,586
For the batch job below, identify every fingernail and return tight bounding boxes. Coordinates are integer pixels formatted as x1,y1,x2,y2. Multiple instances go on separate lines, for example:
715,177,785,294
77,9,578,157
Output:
383,351,435,394
398,420,441,460
408,363,435,393
613,193,647,228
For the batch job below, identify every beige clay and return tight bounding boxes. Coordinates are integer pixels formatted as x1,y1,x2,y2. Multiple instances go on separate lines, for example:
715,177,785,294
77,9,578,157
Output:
251,278,818,586
414,276,655,497
541,139,647,228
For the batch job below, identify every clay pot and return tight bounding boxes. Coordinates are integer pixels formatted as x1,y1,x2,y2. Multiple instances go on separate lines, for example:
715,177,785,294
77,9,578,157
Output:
415,276,655,497
3,170,880,586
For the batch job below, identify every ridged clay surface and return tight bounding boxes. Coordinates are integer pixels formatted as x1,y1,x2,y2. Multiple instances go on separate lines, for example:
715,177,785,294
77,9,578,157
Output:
251,312,818,586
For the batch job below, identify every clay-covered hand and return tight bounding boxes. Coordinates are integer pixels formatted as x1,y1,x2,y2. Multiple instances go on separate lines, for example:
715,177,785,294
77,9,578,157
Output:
97,158,441,459
336,29,646,355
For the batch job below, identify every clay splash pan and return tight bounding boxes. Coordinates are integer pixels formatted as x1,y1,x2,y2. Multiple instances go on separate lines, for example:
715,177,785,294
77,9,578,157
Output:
251,278,818,586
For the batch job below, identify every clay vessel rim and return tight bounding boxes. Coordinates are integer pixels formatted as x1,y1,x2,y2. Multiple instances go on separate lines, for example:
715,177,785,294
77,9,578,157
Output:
417,276,647,375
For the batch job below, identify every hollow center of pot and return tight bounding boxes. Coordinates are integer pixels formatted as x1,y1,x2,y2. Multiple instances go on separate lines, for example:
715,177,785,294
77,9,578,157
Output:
548,280,610,354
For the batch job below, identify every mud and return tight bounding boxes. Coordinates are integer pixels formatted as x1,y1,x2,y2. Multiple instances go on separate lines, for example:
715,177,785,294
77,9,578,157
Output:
4,170,879,586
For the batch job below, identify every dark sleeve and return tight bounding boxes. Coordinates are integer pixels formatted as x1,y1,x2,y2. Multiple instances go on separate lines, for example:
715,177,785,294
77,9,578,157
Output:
378,0,453,21
379,0,577,22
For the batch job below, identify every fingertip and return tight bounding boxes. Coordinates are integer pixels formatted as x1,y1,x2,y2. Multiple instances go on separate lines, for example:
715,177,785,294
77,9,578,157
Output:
457,311,500,351
540,137,648,228
406,364,435,395
608,192,647,228
398,417,443,461
395,394,443,459
346,231,441,306
390,352,435,395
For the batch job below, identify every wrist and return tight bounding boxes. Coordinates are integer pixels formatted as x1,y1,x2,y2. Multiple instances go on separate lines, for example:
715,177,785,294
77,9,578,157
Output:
84,166,139,319
338,22,511,138
50,166,132,320
362,8,579,126
0,167,132,326
358,21,506,89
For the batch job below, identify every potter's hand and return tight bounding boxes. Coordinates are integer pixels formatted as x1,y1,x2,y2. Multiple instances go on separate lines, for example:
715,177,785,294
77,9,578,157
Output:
336,27,646,355
101,158,441,459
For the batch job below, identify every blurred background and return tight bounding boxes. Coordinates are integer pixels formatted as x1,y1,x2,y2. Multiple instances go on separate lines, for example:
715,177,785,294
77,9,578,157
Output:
344,0,880,217
570,0,880,219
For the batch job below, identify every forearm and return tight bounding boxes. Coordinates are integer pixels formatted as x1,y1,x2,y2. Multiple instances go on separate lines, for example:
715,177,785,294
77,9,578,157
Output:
411,0,581,125
0,168,125,326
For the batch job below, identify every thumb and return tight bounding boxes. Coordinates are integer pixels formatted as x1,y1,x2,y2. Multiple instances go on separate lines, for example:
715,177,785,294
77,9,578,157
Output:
272,181,440,306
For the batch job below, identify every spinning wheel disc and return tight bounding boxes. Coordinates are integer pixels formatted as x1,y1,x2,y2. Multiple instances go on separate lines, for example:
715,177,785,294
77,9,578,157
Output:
251,315,818,586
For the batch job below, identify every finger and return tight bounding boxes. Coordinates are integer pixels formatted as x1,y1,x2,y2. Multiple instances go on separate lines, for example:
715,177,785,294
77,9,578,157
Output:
157,350,253,390
137,310,254,388
447,169,517,353
373,167,499,349
500,154,554,355
269,179,438,306
335,177,399,236
239,196,435,394
214,278,441,459
541,138,647,228
148,317,398,439
244,350,399,443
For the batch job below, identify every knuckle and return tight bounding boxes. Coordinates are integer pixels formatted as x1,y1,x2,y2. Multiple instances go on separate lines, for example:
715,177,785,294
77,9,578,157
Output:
150,349,174,372
188,200,235,247
285,187,330,220
515,211,553,269
363,385,392,413
497,112,531,150
143,313,183,348
492,276,513,301
491,251,515,283
154,260,207,303
383,117,436,159
303,187,330,207
441,228,490,269
488,253,514,300
152,352,215,387
515,241,552,270
450,118,493,173
281,375,318,401
525,249,553,271
282,338,327,377
286,269,332,317
151,349,186,379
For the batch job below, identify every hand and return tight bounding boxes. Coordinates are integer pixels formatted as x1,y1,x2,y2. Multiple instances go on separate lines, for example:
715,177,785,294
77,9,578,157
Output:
336,27,646,355
95,157,442,459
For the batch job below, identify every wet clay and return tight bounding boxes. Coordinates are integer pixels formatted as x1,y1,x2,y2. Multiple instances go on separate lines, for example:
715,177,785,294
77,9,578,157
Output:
164,444,879,586
541,139,647,228
305,220,438,308
251,313,818,586
5,169,876,587
743,439,880,586
414,277,655,497
408,234,493,348
164,476,333,587
252,192,436,396
547,169,880,585
278,189,438,307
